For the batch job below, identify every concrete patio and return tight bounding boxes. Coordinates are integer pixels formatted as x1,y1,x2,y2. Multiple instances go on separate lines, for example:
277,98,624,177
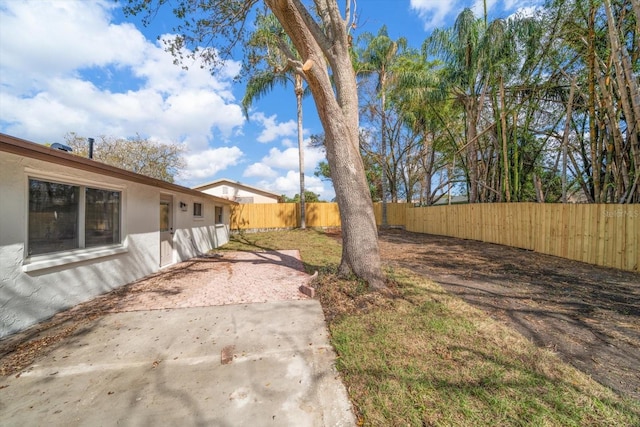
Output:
0,251,355,426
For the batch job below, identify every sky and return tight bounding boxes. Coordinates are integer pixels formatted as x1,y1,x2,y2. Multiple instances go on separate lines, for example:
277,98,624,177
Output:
0,0,541,201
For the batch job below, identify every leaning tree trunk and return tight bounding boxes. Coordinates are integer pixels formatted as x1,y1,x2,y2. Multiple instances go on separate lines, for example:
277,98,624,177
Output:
266,0,385,289
604,0,640,202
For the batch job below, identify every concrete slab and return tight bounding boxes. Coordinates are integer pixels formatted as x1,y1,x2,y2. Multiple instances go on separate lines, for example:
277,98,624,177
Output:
0,301,355,426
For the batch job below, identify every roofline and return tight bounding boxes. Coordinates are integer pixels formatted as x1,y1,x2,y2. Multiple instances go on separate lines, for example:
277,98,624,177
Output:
0,133,236,206
192,178,281,199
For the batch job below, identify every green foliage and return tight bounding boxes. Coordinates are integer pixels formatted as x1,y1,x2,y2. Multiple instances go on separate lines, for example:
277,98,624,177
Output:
123,0,640,205
314,161,331,181
281,191,322,203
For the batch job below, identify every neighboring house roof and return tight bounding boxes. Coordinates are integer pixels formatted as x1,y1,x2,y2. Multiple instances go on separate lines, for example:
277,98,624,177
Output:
0,133,236,206
433,195,469,205
192,179,281,200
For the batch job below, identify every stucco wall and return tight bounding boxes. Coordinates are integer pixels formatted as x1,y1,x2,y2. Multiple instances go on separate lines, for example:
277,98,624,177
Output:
0,152,230,338
172,195,230,261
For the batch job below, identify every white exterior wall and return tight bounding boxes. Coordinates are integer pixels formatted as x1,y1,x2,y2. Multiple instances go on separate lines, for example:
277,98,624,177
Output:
172,195,230,261
0,152,230,338
201,186,279,203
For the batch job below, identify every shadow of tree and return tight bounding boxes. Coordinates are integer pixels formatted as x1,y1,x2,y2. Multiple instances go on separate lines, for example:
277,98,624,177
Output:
377,228,640,400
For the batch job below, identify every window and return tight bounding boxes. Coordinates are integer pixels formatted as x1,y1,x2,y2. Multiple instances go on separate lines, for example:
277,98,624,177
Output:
85,188,121,248
222,186,228,195
215,206,223,224
28,178,121,256
29,180,79,255
160,201,170,232
193,202,203,217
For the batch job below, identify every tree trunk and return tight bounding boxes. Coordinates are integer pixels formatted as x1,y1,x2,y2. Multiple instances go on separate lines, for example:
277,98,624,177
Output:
499,76,510,202
380,72,389,227
533,173,545,203
465,100,480,203
295,74,306,229
266,0,385,289
561,76,577,203
604,0,640,202
587,1,601,202
632,0,640,38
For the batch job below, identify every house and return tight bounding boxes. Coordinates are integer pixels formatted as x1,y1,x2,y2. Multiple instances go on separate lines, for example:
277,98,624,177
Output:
0,133,236,338
193,179,281,204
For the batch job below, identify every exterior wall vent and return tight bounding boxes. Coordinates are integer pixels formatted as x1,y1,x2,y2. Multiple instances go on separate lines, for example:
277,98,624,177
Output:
50,143,72,152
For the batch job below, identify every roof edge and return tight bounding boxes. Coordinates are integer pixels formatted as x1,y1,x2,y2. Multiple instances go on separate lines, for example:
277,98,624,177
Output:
0,133,237,206
192,178,281,199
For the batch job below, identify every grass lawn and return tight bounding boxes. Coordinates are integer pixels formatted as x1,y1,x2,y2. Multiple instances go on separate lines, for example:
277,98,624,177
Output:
221,229,640,426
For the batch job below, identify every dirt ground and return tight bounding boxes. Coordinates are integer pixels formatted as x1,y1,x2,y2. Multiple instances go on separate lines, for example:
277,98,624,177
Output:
375,228,640,401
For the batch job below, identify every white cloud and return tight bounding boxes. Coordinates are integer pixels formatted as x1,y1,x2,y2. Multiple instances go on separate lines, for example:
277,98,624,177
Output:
262,171,300,195
262,147,301,169
250,112,297,143
305,175,334,201
471,0,500,17
409,0,457,30
509,5,542,19
281,138,295,148
0,0,245,173
248,139,331,199
260,144,325,171
409,0,541,30
0,0,335,200
258,172,334,201
243,163,278,179
0,1,143,84
182,147,244,182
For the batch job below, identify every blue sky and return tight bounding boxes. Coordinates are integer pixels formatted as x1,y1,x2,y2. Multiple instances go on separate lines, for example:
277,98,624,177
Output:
0,0,540,200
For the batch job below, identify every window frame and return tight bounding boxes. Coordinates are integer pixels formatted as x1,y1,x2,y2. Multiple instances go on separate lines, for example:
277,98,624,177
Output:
23,169,126,271
84,186,122,248
193,202,203,218
215,206,223,224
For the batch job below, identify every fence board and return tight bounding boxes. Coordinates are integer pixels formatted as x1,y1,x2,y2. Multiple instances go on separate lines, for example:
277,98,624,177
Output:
231,202,638,272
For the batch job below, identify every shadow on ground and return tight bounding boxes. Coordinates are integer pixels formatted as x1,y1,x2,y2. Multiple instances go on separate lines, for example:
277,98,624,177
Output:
377,228,640,400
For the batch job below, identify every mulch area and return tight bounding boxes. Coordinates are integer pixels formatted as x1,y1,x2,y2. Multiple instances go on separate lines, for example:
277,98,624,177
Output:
375,228,640,401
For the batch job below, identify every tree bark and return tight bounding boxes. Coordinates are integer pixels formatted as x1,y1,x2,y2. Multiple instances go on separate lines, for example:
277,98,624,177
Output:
587,1,601,202
465,99,480,203
499,76,510,202
266,0,385,289
294,74,306,229
604,0,640,202
380,71,389,227
561,76,577,203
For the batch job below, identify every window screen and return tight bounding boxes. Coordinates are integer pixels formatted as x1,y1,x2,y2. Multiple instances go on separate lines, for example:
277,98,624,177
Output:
85,188,121,247
28,179,79,255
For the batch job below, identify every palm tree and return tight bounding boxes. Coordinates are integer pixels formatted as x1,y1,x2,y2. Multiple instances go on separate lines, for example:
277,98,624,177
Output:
390,52,462,205
356,26,407,225
241,13,310,228
426,8,489,203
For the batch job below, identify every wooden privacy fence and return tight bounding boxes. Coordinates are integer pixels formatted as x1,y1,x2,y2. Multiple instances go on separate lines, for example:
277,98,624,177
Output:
231,202,341,230
405,203,639,272
230,202,639,272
